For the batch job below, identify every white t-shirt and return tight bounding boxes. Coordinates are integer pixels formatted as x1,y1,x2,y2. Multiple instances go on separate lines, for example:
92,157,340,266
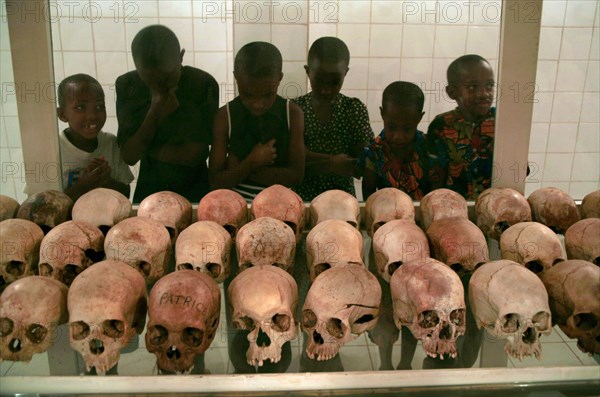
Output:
59,130,134,190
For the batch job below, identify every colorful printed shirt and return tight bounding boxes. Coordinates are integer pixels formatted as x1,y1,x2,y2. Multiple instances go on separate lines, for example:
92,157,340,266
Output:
427,107,495,199
358,130,430,200
292,93,373,201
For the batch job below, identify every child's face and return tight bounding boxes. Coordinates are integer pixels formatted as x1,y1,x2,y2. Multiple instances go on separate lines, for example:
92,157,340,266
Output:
447,60,495,120
235,72,282,116
305,60,348,102
137,63,182,95
58,83,106,140
380,103,424,153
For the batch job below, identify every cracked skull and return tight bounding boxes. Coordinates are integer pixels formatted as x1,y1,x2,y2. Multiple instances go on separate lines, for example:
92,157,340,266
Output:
197,189,248,238
391,257,466,359
564,218,600,266
365,188,415,237
17,190,73,234
309,190,361,229
251,185,305,243
146,270,220,374
72,188,131,235
0,219,44,290
0,276,68,362
469,260,552,360
475,187,532,241
301,263,381,361
527,187,580,234
229,265,298,366
138,191,192,245
419,188,468,231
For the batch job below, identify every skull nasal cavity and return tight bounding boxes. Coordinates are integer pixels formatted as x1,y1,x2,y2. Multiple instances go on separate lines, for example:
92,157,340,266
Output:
167,346,181,360
525,260,544,274
9,338,21,352
89,339,105,355
39,263,53,277
522,327,537,344
574,313,598,331
312,330,324,344
388,261,402,276
440,324,452,340
257,328,271,347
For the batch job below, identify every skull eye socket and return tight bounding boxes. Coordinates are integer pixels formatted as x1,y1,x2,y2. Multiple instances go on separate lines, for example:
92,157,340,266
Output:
206,263,222,278
234,316,255,330
84,249,104,264
525,260,544,274
373,221,385,235
502,313,520,333
474,262,485,271
63,264,83,286
239,262,253,272
26,324,48,344
98,225,111,235
39,263,53,277
387,261,402,276
450,309,465,326
552,258,564,266
0,318,14,336
493,221,511,234
284,221,297,235
177,263,194,271
314,263,331,278
301,310,317,329
594,257,600,266
223,225,237,239
136,262,152,277
182,327,203,348
6,261,25,277
418,310,440,329
326,318,345,339
346,220,357,228
165,227,176,241
532,311,551,331
71,321,90,341
450,263,464,274
102,320,125,338
272,314,291,332
148,325,168,345
574,313,598,331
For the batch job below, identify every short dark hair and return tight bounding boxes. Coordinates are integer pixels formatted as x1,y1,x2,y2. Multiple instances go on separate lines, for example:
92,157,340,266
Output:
447,54,491,85
131,25,181,69
57,74,103,108
382,81,425,112
234,42,282,78
307,36,350,66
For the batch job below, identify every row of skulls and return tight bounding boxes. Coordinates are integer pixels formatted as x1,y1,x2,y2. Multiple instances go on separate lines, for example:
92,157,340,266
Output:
0,185,599,374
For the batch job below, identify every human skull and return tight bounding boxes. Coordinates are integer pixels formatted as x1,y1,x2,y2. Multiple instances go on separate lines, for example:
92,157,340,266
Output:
373,219,430,282
138,191,192,244
580,190,600,219
197,189,248,238
419,188,468,231
16,190,73,234
0,195,19,221
68,259,147,374
426,217,489,276
527,187,580,234
309,190,360,229
365,188,415,237
72,188,131,234
564,218,600,265
175,221,232,283
146,270,220,374
0,276,68,362
305,219,364,281
104,217,171,285
500,222,565,275
235,217,296,273
391,257,466,359
0,219,44,290
38,220,105,286
228,265,298,366
475,187,532,241
542,260,600,355
251,184,305,243
301,263,381,361
469,260,552,360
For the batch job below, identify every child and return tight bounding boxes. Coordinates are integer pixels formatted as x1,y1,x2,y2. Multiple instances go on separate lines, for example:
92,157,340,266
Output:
359,81,435,201
209,41,305,200
116,25,219,203
427,54,496,200
57,74,133,201
293,37,373,201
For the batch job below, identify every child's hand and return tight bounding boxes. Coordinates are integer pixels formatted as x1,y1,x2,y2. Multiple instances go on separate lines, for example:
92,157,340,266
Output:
80,158,111,187
330,154,357,177
249,139,277,167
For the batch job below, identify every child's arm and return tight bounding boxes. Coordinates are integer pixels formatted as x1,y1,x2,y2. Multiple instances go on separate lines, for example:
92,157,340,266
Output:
361,168,377,201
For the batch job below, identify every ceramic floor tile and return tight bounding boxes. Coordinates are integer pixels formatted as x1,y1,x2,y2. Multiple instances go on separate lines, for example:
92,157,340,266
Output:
565,341,600,366
6,353,50,376
509,342,582,367
339,346,374,371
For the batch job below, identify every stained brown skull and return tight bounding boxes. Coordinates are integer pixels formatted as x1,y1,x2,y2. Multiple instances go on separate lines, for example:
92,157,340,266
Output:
17,190,73,234
236,217,296,273
306,219,364,281
580,190,600,219
500,222,565,275
564,218,600,265
475,187,532,241
0,219,44,290
365,188,415,237
542,260,600,355
469,260,552,360
138,191,192,244
426,217,489,276
309,189,360,229
0,276,68,362
0,195,19,221
197,189,248,238
175,221,232,283
251,184,305,243
38,220,105,286
419,188,468,231
301,263,381,361
146,270,220,374
68,260,147,374
391,257,466,359
229,265,298,366
373,219,430,282
104,216,171,285
72,188,131,234
527,187,580,234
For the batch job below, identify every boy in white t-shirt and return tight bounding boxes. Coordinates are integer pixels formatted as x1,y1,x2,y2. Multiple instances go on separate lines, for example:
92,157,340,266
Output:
57,74,133,200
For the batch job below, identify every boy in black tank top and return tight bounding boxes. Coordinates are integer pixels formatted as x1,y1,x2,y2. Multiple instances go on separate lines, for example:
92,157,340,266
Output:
209,42,305,200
